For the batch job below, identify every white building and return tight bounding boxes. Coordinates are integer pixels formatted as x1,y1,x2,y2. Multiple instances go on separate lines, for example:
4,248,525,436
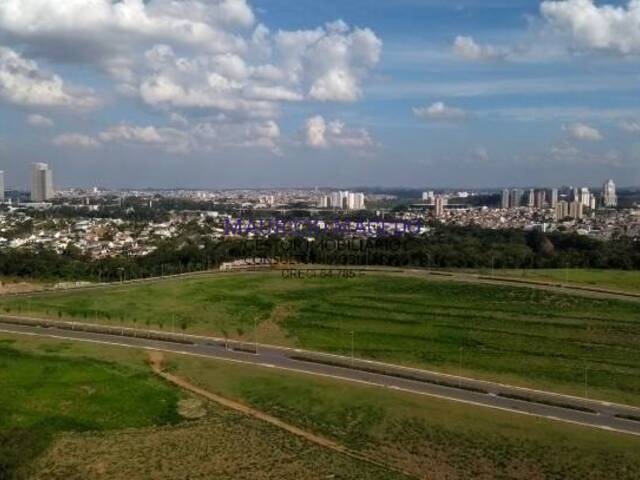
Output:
347,192,366,210
31,163,54,202
0,171,4,202
602,179,617,208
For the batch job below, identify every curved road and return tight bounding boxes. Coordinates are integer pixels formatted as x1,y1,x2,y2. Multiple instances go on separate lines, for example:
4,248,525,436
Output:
1,319,640,438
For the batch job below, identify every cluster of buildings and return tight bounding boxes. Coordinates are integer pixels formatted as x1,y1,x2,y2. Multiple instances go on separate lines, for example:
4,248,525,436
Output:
317,191,366,210
0,163,55,203
499,179,618,221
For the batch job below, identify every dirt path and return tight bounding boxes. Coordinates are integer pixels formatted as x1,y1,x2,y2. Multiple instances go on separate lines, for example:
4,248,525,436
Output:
147,352,419,480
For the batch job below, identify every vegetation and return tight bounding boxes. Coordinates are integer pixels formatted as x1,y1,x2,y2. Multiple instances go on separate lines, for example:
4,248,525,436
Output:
0,339,181,479
489,268,640,293
0,334,407,480
0,225,639,282
171,354,640,480
5,272,640,405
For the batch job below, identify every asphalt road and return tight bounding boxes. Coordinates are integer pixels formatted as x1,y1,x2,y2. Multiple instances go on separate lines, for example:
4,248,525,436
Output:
2,320,640,437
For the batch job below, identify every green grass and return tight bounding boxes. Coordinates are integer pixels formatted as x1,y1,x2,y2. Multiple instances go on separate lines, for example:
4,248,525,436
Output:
3,272,640,405
487,268,640,294
173,353,640,480
0,337,181,479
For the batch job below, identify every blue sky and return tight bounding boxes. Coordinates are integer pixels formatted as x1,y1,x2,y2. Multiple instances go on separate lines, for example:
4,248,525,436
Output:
0,0,639,189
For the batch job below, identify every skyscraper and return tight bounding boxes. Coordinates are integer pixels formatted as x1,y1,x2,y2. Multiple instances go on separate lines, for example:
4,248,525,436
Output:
527,189,535,207
501,189,510,209
602,179,617,208
550,188,559,207
509,189,522,208
0,171,4,203
579,187,590,207
534,190,546,209
434,196,447,218
555,201,569,221
31,163,54,202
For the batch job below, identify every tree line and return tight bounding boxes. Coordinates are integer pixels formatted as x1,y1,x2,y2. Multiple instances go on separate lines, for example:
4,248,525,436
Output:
0,226,638,282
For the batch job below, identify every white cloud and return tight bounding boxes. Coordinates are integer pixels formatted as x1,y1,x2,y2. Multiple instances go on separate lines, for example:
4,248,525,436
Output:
53,133,101,149
98,119,281,154
413,102,468,121
27,114,54,128
620,119,640,133
0,2,381,116
452,36,504,61
541,0,640,55
99,125,192,154
0,47,98,109
303,115,376,149
0,2,381,151
564,122,603,141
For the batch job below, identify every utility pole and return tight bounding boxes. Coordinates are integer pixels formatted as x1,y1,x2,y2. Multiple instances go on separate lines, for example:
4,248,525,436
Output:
254,317,258,353
459,347,463,387
351,331,355,366
584,364,589,398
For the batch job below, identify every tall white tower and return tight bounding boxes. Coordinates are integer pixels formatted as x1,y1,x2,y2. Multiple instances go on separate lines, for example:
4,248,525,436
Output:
601,179,617,208
31,163,54,202
0,171,4,203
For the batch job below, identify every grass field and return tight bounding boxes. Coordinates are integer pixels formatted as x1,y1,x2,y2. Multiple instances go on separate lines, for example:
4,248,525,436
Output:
488,268,640,293
4,333,640,480
0,336,181,479
169,353,640,480
0,333,409,480
2,272,640,405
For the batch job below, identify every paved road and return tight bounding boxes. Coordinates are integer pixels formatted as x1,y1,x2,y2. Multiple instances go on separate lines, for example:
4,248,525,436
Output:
2,320,640,437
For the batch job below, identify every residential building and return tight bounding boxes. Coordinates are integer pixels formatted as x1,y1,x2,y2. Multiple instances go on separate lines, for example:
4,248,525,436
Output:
31,162,54,202
602,179,617,208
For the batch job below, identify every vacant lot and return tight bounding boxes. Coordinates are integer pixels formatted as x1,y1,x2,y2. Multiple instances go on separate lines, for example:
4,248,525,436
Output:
489,268,640,294
0,337,181,479
169,353,640,480
0,334,408,480
2,333,640,480
2,272,640,404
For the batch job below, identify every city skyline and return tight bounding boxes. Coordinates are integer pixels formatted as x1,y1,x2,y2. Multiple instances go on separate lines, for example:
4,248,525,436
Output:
1,1,640,189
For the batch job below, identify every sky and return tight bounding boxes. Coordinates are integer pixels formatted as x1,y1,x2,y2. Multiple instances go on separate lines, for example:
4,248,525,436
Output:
0,0,639,189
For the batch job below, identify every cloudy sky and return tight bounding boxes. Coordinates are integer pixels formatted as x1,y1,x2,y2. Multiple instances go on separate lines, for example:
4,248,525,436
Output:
1,0,639,189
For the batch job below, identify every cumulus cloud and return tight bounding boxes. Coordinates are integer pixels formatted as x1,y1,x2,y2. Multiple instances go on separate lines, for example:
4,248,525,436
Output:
53,133,101,149
99,125,192,154
303,115,376,149
97,120,281,154
564,122,603,141
27,114,54,128
541,0,640,55
0,2,382,152
413,102,468,121
453,36,504,61
620,119,640,133
0,2,381,115
0,47,98,109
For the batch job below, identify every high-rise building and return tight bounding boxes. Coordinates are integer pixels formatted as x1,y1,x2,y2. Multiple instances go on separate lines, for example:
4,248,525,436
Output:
0,171,4,203
534,190,546,209
555,201,569,220
347,192,366,210
527,189,535,207
434,196,447,218
31,163,53,202
550,188,559,207
579,187,590,207
501,189,510,209
569,201,584,220
602,179,617,208
509,189,522,208
422,191,435,203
